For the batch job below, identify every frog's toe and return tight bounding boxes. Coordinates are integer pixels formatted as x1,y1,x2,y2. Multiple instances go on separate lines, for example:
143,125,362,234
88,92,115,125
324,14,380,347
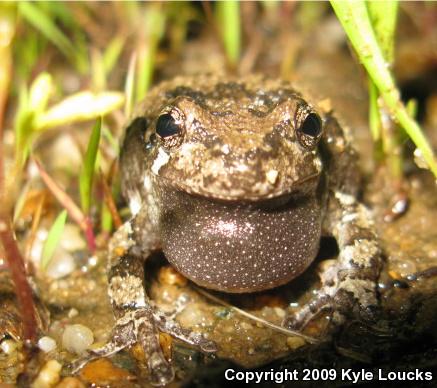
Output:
283,285,380,335
199,338,218,353
148,351,175,386
70,318,137,373
282,294,333,332
153,308,218,353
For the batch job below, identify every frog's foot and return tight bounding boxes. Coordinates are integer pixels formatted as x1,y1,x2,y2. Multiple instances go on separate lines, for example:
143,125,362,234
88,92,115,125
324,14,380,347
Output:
153,308,218,353
71,307,173,386
72,305,217,386
283,266,380,334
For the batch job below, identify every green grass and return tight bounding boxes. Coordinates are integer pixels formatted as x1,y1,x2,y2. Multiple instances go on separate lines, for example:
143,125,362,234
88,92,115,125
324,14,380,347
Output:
217,1,241,69
79,118,101,215
18,2,87,73
41,209,67,270
331,0,437,179
135,3,166,102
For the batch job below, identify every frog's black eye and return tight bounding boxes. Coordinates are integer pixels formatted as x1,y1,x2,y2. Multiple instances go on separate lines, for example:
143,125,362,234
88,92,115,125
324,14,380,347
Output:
301,113,322,138
296,111,323,149
155,108,185,148
156,114,181,138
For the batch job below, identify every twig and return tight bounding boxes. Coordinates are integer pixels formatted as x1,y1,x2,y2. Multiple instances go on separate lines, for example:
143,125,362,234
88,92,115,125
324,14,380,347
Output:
100,170,122,229
0,222,38,342
193,286,320,344
35,159,96,252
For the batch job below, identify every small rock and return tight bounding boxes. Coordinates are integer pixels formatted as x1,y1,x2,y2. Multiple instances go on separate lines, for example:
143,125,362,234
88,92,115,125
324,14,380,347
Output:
62,324,94,355
38,336,57,353
32,359,62,388
46,247,76,279
60,224,86,251
0,338,19,354
158,266,188,287
286,336,306,350
55,377,86,388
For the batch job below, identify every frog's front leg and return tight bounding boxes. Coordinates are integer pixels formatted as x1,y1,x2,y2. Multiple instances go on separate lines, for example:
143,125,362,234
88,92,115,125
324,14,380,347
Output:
284,192,382,333
73,212,216,386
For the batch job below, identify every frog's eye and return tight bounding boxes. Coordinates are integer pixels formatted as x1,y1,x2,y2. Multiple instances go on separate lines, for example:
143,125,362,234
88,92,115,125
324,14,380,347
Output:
296,111,323,149
156,114,181,138
155,108,185,147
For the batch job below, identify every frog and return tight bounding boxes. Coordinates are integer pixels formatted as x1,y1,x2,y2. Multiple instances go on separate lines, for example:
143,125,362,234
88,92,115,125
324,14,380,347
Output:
74,75,382,386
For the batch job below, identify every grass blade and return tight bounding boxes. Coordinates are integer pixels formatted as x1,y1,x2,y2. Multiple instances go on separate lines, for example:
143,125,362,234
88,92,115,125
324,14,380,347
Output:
79,118,101,214
103,36,125,76
18,2,77,67
216,1,241,68
124,52,137,118
331,0,437,178
135,4,166,102
367,1,398,62
41,209,67,270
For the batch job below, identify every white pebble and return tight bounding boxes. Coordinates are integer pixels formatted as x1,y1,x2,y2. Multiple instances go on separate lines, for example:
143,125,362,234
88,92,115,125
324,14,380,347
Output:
62,324,94,355
38,336,57,353
0,339,19,354
67,308,79,318
45,247,76,279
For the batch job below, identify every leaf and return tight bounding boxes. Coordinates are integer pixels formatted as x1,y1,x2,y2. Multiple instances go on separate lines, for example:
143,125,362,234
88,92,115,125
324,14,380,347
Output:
36,91,124,130
41,210,67,270
28,72,53,116
14,73,53,167
79,118,102,214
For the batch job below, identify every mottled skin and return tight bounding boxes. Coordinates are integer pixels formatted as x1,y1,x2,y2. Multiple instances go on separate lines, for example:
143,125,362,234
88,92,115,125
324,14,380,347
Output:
74,75,382,385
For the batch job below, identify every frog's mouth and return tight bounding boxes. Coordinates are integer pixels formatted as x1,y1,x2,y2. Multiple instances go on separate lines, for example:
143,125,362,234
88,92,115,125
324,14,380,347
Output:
155,171,321,202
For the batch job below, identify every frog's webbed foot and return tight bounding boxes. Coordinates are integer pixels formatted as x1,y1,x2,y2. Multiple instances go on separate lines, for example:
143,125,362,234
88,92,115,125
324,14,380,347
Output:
153,307,217,353
72,304,217,386
71,307,174,386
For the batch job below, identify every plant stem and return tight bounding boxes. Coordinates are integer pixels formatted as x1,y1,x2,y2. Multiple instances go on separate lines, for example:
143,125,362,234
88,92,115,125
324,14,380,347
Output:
0,4,38,343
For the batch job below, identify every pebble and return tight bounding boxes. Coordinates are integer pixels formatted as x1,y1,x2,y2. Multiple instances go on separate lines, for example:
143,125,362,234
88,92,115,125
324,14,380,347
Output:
38,336,57,353
46,247,76,279
62,324,94,355
0,339,19,354
32,359,62,388
60,224,86,251
286,336,306,350
55,377,86,388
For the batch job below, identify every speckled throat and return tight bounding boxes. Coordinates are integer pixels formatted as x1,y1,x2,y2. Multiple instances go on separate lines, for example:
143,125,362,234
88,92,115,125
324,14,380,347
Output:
157,187,322,293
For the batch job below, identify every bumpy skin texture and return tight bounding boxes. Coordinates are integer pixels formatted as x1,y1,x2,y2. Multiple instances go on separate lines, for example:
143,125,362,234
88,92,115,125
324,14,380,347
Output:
75,75,382,386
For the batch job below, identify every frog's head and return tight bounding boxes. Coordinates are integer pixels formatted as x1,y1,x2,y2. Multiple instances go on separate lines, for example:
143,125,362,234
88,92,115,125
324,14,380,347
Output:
145,81,324,202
